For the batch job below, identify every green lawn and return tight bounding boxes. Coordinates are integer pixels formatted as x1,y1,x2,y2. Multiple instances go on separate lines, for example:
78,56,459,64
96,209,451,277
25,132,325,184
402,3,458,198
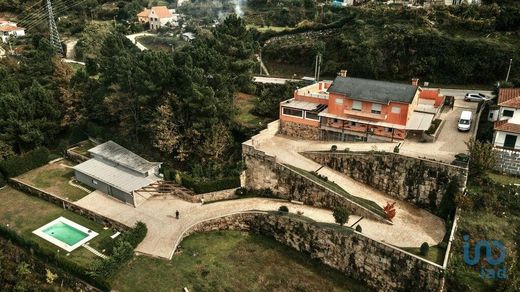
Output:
111,231,371,291
235,92,265,128
71,140,96,156
0,186,115,268
487,171,520,185
284,164,387,219
16,160,90,201
400,245,445,266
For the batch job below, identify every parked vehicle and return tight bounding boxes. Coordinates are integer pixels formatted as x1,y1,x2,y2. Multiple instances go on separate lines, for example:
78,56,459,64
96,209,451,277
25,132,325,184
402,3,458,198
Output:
464,92,489,102
458,111,472,132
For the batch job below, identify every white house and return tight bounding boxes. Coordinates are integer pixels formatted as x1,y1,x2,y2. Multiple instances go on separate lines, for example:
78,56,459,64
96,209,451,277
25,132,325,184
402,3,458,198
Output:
0,19,25,43
493,88,520,150
137,6,177,30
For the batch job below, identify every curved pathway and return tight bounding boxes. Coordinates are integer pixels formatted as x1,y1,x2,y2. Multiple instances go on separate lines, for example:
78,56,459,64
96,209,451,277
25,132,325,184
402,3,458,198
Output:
76,189,443,259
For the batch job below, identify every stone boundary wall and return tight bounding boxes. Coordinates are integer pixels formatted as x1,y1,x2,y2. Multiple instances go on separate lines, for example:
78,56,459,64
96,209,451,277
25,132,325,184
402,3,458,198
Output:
65,148,90,163
8,178,129,232
302,151,468,213
422,119,446,142
242,144,391,224
494,148,520,176
279,120,320,140
194,188,238,203
179,212,445,292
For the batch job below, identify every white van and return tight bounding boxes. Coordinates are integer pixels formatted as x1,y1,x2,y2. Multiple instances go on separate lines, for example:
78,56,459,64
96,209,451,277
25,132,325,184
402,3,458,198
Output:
458,111,472,132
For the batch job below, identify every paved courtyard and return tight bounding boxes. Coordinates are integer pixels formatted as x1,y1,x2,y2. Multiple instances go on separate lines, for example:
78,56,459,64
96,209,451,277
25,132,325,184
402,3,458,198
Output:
76,189,445,259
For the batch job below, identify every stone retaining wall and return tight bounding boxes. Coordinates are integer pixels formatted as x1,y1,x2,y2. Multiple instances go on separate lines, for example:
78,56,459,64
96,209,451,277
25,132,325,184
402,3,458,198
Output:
302,151,467,213
242,144,391,224
279,120,320,140
494,148,520,176
180,212,445,292
8,178,129,232
195,188,238,203
65,148,90,163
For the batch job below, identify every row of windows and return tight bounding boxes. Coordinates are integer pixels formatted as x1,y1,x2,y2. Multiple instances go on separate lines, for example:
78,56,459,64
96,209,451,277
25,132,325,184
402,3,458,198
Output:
334,98,401,114
332,118,395,132
282,108,320,120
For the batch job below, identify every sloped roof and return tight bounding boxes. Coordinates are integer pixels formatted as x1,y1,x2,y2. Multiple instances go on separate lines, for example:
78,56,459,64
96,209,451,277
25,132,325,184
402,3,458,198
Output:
88,141,160,174
498,88,520,104
137,8,149,17
151,6,173,18
0,25,23,32
494,120,520,134
499,96,520,108
327,76,418,104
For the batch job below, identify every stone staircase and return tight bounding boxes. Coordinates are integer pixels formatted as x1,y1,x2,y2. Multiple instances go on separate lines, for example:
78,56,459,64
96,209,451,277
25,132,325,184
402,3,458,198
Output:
133,180,199,205
82,243,108,259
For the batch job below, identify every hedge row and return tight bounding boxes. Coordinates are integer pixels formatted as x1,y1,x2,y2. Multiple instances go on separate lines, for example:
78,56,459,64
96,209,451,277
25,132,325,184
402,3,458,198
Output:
163,167,241,194
0,225,111,291
0,147,50,178
90,221,147,279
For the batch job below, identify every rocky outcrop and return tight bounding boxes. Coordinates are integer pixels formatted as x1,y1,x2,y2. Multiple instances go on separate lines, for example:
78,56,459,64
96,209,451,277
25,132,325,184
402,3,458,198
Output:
181,212,445,292
302,151,467,213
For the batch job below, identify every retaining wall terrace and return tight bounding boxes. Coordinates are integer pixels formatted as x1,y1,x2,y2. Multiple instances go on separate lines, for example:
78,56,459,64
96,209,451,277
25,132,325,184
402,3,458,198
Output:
8,178,129,232
242,144,391,224
279,120,321,140
180,212,445,292
302,151,468,213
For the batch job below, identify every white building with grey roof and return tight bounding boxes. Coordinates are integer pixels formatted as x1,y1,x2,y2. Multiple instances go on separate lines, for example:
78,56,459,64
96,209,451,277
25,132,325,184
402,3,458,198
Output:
73,141,162,206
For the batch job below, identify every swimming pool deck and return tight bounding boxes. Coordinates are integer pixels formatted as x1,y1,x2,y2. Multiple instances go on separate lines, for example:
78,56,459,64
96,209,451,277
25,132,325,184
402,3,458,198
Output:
75,190,445,260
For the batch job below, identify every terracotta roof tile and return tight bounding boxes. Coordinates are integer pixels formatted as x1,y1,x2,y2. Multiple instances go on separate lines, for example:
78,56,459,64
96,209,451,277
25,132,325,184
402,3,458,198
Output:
498,88,520,104
0,25,23,32
499,96,520,108
137,8,149,17
494,120,520,134
151,6,172,18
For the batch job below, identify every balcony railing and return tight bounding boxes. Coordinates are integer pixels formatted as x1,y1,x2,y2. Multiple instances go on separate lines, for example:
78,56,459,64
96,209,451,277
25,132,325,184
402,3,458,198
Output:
296,91,329,99
343,109,387,120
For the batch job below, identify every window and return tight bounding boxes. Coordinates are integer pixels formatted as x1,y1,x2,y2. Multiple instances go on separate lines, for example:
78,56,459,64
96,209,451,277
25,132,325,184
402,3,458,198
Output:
503,110,514,118
335,98,343,105
352,100,362,111
371,104,382,114
385,127,393,133
333,118,338,123
391,106,401,114
305,112,320,120
282,107,303,117
349,121,356,126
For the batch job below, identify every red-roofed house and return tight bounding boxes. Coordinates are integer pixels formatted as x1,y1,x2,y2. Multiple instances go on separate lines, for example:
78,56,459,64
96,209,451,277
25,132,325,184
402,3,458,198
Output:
0,20,25,43
493,88,520,150
136,6,177,30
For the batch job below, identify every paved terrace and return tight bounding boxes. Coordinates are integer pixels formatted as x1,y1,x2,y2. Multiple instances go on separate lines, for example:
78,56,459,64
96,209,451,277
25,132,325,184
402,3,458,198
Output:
76,189,444,259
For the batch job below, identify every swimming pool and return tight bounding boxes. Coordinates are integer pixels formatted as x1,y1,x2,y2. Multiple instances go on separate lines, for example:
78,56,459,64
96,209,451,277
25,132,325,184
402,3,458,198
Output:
32,217,98,252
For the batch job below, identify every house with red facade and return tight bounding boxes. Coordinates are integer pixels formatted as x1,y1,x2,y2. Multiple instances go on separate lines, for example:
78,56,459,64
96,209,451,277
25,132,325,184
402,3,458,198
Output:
279,71,444,142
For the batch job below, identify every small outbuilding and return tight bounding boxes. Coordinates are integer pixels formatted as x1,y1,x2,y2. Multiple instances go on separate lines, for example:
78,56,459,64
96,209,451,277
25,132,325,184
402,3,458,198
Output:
73,141,162,206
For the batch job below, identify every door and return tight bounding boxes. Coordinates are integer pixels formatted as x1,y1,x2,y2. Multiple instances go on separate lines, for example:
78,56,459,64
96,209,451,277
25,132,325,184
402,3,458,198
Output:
504,134,517,149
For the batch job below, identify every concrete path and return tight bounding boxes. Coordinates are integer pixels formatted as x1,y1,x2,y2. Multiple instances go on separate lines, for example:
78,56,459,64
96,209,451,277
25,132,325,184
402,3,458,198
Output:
75,189,444,259
126,32,155,51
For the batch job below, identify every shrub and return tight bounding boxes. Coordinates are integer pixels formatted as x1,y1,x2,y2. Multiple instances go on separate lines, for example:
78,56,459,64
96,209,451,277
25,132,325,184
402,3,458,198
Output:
333,207,349,226
344,148,350,152
278,205,289,212
0,147,50,178
235,187,247,196
393,145,400,153
0,172,5,187
330,145,338,152
355,225,362,233
420,242,430,256
180,172,241,194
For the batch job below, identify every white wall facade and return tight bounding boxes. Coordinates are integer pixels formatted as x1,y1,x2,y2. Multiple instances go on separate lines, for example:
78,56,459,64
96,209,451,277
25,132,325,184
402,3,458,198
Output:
494,131,520,150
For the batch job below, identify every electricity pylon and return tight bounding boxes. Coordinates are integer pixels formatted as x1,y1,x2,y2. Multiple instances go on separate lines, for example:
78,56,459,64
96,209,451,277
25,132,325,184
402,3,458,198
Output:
46,0,63,56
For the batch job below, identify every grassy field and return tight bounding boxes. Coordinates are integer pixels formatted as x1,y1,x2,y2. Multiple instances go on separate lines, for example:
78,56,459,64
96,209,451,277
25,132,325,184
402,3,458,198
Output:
401,245,445,266
71,140,96,156
487,171,520,185
284,164,387,218
0,186,114,268
234,92,265,128
247,24,293,32
111,231,370,291
16,160,90,201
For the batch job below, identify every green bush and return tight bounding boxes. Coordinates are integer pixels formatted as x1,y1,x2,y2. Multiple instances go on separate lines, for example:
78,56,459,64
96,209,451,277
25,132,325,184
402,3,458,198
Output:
355,225,362,233
333,207,349,226
420,242,430,256
160,166,241,194
0,147,50,178
278,205,289,212
103,221,147,254
235,187,247,196
393,145,400,153
0,224,111,290
331,145,338,152
0,172,5,187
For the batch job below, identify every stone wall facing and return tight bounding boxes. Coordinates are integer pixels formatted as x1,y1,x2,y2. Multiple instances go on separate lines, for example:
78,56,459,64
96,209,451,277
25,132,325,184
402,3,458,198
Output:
242,144,391,224
8,178,129,232
180,212,445,292
279,120,321,140
302,151,467,213
494,148,520,176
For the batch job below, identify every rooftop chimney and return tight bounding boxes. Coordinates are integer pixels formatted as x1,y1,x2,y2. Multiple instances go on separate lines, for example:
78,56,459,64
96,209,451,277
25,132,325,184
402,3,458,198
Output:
411,78,419,86
339,70,348,78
